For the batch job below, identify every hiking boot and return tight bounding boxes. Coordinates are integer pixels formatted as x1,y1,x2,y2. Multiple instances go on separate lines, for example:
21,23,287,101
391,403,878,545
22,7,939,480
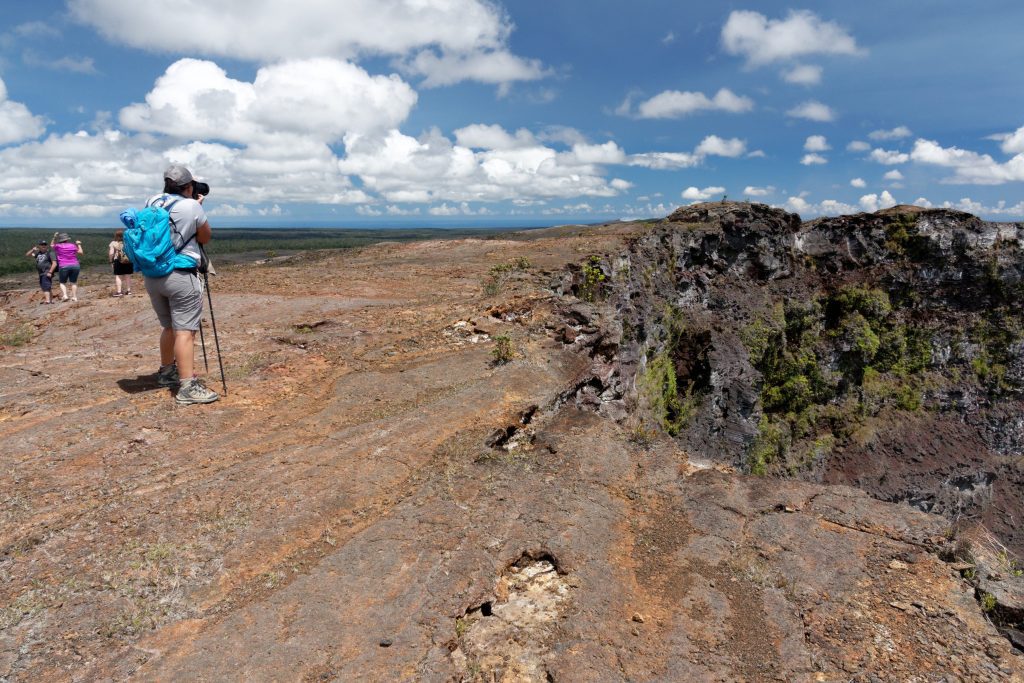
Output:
175,378,219,405
156,364,179,387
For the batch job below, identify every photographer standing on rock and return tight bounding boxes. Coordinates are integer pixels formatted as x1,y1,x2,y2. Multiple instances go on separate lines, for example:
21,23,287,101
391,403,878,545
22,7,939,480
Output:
144,164,219,405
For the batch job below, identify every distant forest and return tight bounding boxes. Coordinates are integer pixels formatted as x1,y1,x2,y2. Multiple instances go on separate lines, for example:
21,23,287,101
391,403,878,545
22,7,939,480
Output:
0,226,521,279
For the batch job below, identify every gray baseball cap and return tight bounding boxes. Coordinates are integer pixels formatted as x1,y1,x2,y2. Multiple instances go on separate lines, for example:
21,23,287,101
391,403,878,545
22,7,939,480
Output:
164,164,193,186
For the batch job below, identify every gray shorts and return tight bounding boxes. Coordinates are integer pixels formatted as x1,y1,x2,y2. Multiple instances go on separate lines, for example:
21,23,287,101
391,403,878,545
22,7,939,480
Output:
145,270,204,331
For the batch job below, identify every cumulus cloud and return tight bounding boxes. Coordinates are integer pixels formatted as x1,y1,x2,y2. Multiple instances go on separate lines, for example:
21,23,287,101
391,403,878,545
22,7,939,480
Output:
399,49,549,91
859,190,897,212
682,186,726,201
744,185,775,196
0,77,46,145
850,177,866,188
781,64,823,85
869,126,912,140
999,125,1024,154
869,148,910,165
721,10,862,67
781,195,857,217
804,135,829,152
694,135,746,157
786,100,835,122
910,137,1024,184
800,153,827,165
883,169,904,181
69,0,546,89
939,198,1024,217
120,58,417,144
626,152,701,169
847,140,871,152
628,88,754,119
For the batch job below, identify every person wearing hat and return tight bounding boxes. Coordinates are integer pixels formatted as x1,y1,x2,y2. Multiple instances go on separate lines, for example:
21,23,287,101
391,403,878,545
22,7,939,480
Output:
49,232,84,302
25,240,57,304
143,164,219,405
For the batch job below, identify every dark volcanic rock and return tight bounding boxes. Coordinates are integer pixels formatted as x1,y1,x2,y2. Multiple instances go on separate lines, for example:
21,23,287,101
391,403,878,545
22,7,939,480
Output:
560,201,1024,556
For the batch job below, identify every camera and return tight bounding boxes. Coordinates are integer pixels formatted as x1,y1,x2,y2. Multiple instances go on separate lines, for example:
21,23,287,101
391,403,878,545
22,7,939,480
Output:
193,181,210,197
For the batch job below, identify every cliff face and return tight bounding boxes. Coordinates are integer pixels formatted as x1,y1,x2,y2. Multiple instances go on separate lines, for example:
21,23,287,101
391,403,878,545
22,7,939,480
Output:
556,202,1024,555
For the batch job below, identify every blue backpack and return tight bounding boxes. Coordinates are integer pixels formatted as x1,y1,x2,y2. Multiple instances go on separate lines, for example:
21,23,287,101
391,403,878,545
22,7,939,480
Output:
119,196,197,277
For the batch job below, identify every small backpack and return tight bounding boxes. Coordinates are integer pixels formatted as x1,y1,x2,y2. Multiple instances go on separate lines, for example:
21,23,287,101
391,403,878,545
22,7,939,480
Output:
34,249,53,273
113,241,131,265
119,196,196,277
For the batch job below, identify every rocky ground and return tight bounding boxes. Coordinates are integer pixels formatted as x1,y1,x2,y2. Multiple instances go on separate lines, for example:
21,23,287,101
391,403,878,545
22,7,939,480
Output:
2,214,1023,681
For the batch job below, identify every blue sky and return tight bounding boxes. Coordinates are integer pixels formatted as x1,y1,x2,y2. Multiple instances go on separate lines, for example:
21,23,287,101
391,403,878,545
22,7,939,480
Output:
0,1,1022,227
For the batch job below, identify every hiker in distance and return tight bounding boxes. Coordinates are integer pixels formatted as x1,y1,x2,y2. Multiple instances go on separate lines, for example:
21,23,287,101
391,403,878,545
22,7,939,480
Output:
143,164,219,405
25,240,57,304
108,229,134,297
50,232,83,302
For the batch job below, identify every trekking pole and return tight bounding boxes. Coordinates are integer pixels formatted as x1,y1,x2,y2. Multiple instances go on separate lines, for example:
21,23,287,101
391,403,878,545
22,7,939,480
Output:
202,269,228,396
198,318,210,373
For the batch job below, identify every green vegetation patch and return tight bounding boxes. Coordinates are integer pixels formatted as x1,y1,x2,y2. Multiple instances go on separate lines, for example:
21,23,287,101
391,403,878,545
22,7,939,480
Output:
639,306,707,435
743,285,935,474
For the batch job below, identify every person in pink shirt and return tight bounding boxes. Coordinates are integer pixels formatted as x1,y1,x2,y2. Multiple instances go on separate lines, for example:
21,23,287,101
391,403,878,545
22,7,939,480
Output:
50,232,84,302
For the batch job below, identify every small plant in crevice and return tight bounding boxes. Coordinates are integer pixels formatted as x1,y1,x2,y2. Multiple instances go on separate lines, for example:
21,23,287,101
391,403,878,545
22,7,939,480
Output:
577,255,607,302
491,335,515,365
0,323,34,347
482,256,532,296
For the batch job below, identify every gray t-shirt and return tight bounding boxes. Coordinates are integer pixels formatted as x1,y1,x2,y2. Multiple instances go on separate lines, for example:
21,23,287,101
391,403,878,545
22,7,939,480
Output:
145,193,207,264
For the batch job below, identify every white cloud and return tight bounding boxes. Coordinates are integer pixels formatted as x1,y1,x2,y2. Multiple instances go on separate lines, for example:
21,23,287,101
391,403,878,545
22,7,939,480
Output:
939,198,1024,217
0,77,46,144
455,124,537,150
883,169,904,181
910,137,1024,184
817,199,858,215
869,148,910,165
850,177,867,188
913,197,932,208
859,190,897,212
662,31,676,45
786,100,835,122
721,10,862,67
400,49,549,90
631,88,754,119
804,135,830,152
800,153,827,165
682,186,726,201
744,185,775,197
120,58,417,144
747,149,766,158
70,0,546,89
784,196,811,214
847,140,871,152
781,64,823,85
626,152,701,169
999,125,1024,154
695,135,746,157
869,126,912,140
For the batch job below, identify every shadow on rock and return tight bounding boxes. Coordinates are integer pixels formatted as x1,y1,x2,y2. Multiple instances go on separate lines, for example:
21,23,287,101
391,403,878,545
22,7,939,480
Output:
116,375,165,394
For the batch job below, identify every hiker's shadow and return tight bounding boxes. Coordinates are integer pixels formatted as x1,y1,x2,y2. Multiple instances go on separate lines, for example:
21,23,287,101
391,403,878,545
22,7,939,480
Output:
117,375,171,394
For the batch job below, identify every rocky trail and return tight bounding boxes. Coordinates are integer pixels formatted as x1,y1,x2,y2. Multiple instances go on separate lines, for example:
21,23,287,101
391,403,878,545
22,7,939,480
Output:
2,210,1023,681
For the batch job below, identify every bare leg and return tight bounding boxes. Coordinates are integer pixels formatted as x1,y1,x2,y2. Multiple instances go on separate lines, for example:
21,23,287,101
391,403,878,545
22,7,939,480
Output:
160,327,175,366
125,274,132,294
70,283,78,301
115,274,123,294
59,282,68,300
174,330,197,379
